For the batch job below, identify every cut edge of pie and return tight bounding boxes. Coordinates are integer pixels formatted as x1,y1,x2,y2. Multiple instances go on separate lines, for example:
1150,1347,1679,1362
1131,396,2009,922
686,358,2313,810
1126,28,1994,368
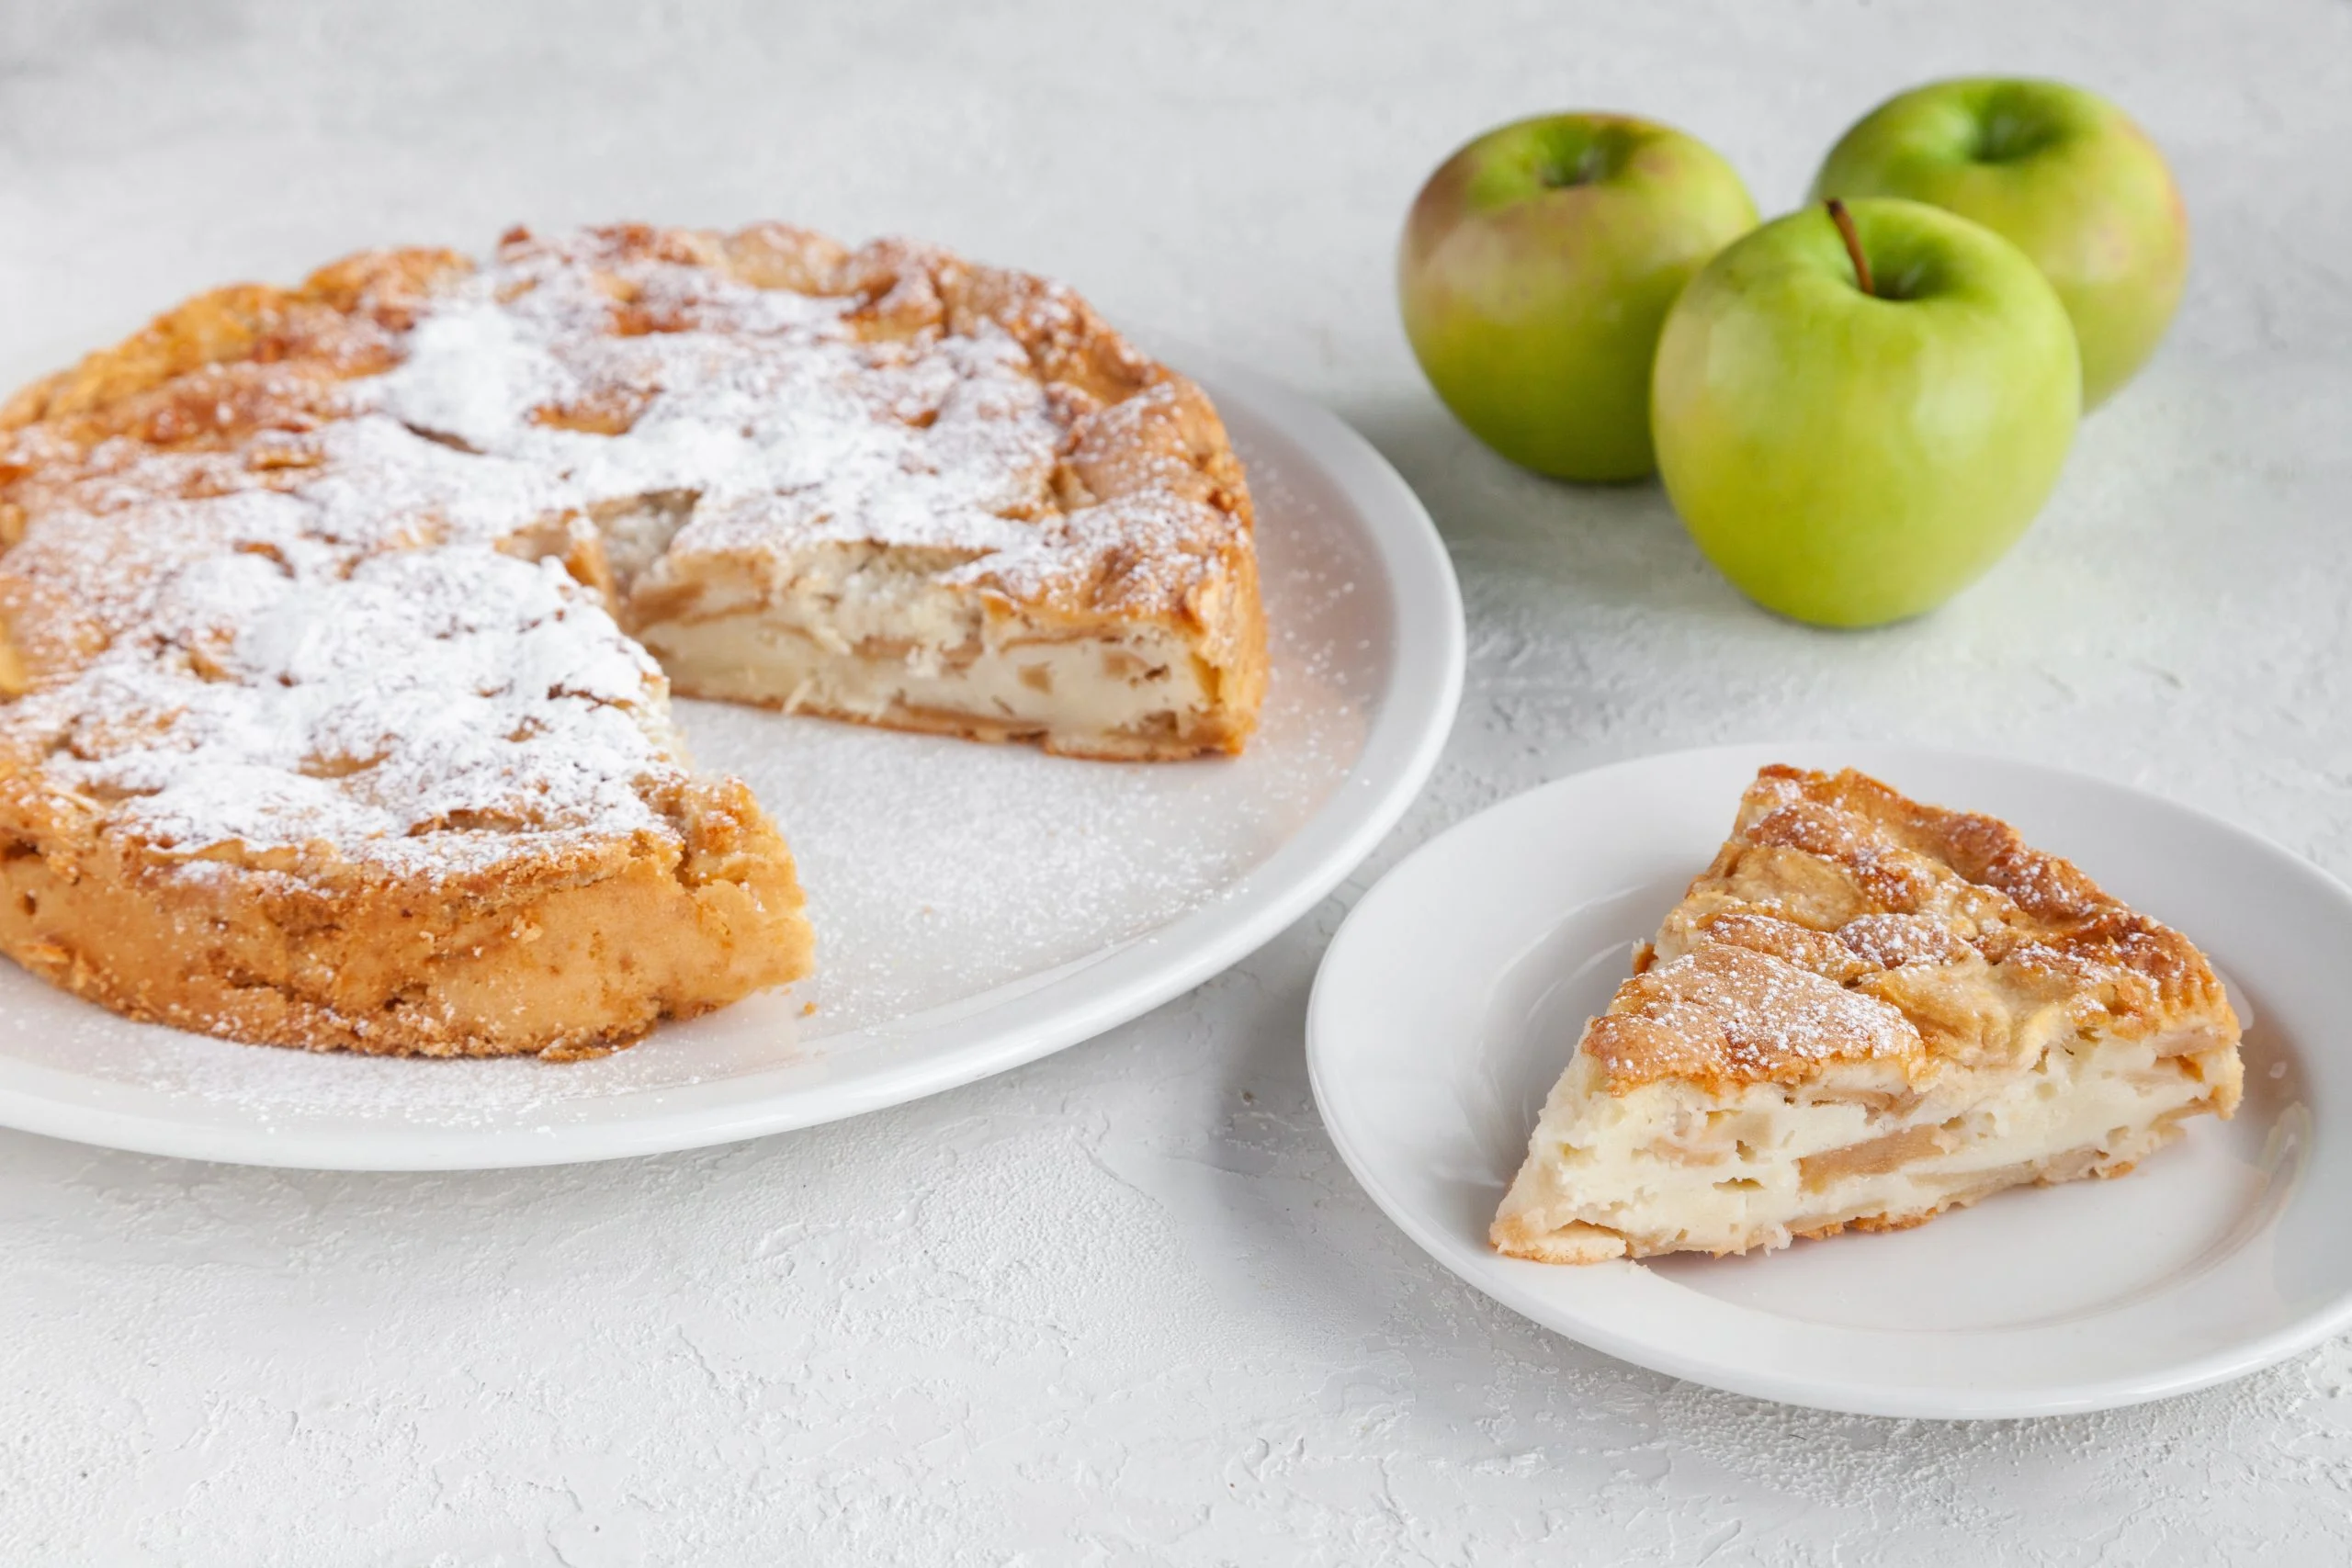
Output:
1490,764,2245,1264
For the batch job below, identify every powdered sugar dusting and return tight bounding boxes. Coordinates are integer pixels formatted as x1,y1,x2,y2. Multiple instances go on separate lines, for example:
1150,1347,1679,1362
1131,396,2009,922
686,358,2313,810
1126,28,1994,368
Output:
0,426,683,875
1591,942,1919,1088
367,254,1068,570
1676,951,1915,1076
29,545,673,873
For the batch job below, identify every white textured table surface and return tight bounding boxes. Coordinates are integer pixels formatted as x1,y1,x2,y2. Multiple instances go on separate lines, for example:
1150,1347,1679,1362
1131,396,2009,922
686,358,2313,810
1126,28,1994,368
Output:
6,2,2351,1561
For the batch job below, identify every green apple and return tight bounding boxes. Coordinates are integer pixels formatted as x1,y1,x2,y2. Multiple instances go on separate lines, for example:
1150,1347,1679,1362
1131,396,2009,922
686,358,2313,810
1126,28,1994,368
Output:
1810,78,2188,408
1651,197,2079,627
1398,113,1758,481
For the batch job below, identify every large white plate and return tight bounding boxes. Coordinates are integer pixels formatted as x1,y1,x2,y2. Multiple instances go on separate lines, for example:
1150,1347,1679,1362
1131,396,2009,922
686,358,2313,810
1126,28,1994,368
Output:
1308,743,2352,1418
0,363,1463,1170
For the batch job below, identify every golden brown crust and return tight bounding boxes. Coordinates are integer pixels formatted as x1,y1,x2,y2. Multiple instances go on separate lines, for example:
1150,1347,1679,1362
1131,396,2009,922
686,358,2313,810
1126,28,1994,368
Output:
0,780,811,1058
1596,765,2241,1097
1580,941,1919,1090
1487,1215,1628,1265
0,250,468,452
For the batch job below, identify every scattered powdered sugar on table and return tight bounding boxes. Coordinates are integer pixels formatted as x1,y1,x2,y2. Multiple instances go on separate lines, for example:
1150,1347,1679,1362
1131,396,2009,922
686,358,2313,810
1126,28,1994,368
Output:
0,421,1374,1126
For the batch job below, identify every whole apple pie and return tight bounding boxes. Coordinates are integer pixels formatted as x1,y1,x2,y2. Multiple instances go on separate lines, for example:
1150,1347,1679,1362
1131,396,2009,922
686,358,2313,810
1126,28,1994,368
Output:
0,223,1266,1057
1491,764,2243,1262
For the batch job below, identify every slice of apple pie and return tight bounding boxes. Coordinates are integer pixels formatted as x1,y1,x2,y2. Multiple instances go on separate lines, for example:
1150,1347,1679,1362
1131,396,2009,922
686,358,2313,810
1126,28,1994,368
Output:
1491,764,2244,1263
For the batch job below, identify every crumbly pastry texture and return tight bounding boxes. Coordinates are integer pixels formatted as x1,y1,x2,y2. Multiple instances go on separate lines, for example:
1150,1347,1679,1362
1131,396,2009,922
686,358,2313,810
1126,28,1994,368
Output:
1491,764,2245,1263
0,222,1265,1057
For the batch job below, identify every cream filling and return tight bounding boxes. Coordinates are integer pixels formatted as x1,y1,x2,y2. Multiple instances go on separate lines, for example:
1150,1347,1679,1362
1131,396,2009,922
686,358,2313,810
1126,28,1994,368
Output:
1502,1032,2236,1258
636,611,1211,742
594,534,1220,747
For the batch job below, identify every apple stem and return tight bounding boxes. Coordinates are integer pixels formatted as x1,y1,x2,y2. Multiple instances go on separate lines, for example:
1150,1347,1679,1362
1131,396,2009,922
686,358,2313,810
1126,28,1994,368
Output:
1826,198,1875,299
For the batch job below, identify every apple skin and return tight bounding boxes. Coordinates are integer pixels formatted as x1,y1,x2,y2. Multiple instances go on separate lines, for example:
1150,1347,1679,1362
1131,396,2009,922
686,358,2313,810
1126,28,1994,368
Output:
1810,78,2188,409
1651,198,2080,628
1399,113,1758,481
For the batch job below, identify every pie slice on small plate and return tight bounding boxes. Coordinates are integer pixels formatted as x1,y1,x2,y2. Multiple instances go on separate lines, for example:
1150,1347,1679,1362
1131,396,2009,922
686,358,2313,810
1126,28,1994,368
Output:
1306,745,2352,1417
1490,763,2244,1264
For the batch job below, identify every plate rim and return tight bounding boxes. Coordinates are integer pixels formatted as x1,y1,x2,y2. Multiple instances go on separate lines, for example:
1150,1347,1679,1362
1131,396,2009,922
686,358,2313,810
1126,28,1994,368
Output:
0,359,1465,1170
1306,740,2352,1418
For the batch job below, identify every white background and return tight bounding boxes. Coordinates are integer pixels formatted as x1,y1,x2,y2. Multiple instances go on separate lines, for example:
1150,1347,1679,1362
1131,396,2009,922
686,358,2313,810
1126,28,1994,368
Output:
6,1,2351,1561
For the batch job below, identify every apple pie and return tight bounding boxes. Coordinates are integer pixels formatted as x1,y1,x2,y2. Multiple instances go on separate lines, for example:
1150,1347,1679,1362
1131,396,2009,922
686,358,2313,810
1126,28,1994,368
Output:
1491,764,2244,1262
0,223,1265,1056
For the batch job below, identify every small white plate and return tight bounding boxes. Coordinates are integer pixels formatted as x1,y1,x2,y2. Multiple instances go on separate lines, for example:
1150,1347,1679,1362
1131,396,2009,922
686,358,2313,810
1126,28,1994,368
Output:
0,362,1463,1170
1308,743,2352,1418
